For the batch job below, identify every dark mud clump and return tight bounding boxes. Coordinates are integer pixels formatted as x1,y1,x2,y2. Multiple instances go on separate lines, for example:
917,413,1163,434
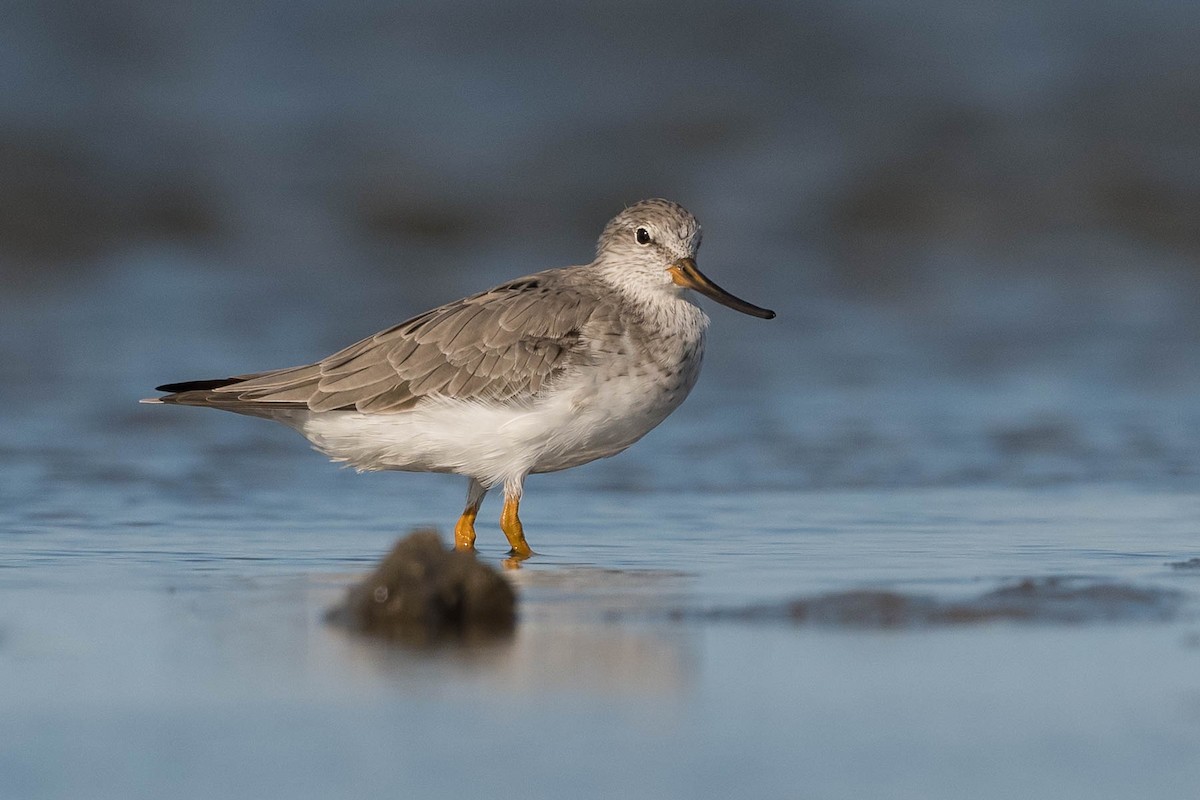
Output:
326,530,516,643
691,577,1183,629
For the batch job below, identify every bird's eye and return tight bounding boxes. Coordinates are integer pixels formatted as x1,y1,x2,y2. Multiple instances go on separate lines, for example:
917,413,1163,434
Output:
635,227,652,245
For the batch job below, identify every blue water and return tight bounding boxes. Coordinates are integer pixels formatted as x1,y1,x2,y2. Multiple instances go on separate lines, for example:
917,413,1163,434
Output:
4,254,1200,798
4,479,1200,799
5,1,1200,797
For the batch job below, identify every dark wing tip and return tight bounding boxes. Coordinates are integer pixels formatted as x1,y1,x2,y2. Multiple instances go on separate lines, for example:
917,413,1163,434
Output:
155,378,240,393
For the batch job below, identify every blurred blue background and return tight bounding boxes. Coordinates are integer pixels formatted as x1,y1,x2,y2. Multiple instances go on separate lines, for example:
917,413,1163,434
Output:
3,0,1199,491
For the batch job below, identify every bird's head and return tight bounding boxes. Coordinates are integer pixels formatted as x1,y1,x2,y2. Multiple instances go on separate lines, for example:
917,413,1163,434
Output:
594,199,775,320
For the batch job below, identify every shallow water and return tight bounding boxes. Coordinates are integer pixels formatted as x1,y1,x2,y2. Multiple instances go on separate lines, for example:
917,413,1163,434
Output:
6,1,1200,796
5,248,1200,800
4,393,1200,800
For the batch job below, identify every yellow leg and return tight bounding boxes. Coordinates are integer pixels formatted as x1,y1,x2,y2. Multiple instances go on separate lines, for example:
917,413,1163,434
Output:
454,502,479,551
500,494,533,562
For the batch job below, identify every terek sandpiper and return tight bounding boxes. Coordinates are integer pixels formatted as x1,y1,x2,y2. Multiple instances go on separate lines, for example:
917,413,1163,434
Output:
145,199,775,560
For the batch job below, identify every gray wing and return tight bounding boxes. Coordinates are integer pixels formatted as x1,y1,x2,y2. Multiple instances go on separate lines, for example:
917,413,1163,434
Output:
169,270,605,413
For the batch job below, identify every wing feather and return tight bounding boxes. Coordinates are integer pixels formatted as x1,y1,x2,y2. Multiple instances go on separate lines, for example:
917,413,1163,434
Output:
407,360,461,396
218,363,321,393
317,361,400,392
163,268,611,413
239,384,318,404
355,384,418,413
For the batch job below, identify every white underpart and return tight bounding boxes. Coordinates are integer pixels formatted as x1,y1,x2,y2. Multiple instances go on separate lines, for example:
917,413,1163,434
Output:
296,294,708,497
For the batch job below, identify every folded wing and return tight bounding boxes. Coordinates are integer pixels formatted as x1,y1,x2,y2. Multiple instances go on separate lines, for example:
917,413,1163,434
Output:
157,271,604,413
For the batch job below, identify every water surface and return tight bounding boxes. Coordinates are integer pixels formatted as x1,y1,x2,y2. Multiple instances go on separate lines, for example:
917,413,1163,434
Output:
5,2,1200,797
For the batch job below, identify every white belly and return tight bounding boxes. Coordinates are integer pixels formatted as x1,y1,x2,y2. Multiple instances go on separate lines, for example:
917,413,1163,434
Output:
294,358,700,488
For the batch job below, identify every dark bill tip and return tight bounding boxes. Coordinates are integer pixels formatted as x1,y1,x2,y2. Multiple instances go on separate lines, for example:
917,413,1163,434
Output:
669,258,776,320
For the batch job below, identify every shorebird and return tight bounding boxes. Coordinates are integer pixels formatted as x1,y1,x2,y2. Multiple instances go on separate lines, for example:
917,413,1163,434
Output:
146,199,775,560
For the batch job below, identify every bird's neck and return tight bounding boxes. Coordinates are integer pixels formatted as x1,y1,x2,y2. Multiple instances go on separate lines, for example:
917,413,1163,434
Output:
590,263,710,342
